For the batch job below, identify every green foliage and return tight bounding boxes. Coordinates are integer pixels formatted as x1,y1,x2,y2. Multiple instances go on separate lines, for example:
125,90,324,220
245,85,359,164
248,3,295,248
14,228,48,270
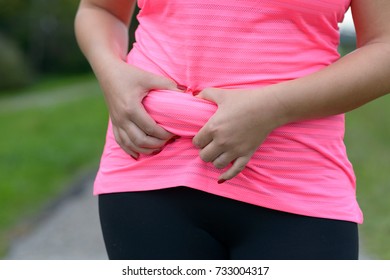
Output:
0,0,140,84
0,34,34,90
0,0,90,75
0,1,26,19
345,95,390,259
0,76,107,256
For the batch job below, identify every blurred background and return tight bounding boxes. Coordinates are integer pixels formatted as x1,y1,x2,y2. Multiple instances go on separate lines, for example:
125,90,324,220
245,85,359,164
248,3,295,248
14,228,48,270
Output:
0,3,389,259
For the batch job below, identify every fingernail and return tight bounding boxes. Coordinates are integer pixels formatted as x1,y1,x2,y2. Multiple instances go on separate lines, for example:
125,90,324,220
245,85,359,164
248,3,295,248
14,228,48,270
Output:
167,136,181,145
167,138,176,144
177,84,187,91
152,149,162,155
218,179,226,184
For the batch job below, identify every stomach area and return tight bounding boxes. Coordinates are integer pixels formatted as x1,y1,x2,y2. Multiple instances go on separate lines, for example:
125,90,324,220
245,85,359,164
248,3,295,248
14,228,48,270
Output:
143,89,217,138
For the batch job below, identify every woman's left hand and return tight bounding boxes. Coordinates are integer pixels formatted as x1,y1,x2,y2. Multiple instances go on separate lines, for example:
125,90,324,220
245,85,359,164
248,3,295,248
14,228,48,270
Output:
193,87,286,182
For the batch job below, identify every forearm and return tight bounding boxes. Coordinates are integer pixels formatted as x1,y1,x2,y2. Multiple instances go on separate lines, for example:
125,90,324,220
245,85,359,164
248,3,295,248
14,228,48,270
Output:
264,0,390,125
266,42,390,126
74,0,179,155
74,0,136,76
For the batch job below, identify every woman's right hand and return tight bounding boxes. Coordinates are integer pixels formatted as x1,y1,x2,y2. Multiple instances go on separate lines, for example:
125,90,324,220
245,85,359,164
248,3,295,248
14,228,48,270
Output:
97,59,182,159
75,0,182,158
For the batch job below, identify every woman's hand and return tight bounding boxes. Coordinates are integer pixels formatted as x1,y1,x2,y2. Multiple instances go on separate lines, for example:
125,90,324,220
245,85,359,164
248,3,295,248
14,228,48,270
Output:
193,87,286,182
98,60,182,159
75,0,183,159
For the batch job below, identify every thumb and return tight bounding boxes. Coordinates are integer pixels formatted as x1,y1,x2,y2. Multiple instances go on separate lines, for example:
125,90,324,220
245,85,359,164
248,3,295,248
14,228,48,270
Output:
196,88,223,104
147,74,183,92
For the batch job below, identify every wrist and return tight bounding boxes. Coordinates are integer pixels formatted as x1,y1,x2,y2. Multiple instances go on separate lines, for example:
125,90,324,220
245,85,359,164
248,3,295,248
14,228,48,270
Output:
266,85,294,127
250,86,292,130
89,51,127,77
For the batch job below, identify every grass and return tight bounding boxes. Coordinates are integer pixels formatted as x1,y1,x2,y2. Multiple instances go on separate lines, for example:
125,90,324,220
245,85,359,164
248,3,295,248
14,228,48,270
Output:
345,95,390,259
0,75,108,256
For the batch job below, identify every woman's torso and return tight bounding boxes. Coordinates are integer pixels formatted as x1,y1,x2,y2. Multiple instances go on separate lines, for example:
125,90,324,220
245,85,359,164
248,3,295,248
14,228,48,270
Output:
94,0,363,224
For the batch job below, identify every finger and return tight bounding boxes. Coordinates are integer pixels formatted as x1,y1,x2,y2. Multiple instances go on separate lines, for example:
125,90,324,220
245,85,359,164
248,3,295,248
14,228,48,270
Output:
192,123,214,149
146,74,184,92
219,156,250,182
198,142,224,163
113,126,139,159
212,152,235,169
126,121,168,149
130,105,174,141
115,125,162,155
195,88,223,103
112,118,161,150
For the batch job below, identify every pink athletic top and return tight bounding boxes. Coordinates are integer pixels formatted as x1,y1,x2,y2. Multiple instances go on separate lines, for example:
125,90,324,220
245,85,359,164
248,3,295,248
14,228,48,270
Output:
94,0,363,223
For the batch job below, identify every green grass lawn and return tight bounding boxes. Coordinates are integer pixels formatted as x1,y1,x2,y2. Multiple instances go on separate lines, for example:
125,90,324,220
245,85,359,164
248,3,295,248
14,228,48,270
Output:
345,95,390,259
0,75,108,256
0,74,389,259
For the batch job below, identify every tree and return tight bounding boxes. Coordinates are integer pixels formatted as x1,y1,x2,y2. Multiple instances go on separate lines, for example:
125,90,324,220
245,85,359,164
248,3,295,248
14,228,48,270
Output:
0,0,89,75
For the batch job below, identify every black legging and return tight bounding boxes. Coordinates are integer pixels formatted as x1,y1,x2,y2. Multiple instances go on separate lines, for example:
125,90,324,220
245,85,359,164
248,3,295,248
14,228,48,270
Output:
99,187,358,260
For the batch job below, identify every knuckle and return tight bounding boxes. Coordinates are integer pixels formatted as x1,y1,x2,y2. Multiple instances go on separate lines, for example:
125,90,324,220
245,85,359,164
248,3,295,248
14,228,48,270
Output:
207,122,219,134
123,105,137,118
143,125,155,136
113,133,121,144
216,138,228,147
213,156,229,169
234,160,247,173
214,162,226,169
199,153,210,163
230,168,241,176
236,164,246,172
120,138,133,150
192,137,201,148
116,139,125,149
204,115,219,130
132,135,146,147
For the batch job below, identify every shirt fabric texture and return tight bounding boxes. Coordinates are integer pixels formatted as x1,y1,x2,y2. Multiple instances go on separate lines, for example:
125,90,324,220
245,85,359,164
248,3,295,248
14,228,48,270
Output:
94,0,363,224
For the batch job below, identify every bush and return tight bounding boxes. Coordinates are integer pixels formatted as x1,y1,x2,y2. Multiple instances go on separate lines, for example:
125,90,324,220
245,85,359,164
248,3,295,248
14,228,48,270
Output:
0,0,90,75
0,34,34,90
0,1,141,77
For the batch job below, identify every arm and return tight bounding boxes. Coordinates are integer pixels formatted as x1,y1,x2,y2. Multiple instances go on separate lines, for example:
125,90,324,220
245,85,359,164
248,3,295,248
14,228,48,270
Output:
193,0,390,182
75,0,180,158
268,0,390,123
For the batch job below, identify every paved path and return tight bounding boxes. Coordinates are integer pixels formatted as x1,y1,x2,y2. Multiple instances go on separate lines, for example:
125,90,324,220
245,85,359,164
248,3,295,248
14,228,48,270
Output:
4,174,372,260
5,176,107,260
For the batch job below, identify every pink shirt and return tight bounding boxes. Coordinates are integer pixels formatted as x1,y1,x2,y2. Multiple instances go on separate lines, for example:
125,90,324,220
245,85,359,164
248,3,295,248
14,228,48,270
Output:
94,0,363,223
